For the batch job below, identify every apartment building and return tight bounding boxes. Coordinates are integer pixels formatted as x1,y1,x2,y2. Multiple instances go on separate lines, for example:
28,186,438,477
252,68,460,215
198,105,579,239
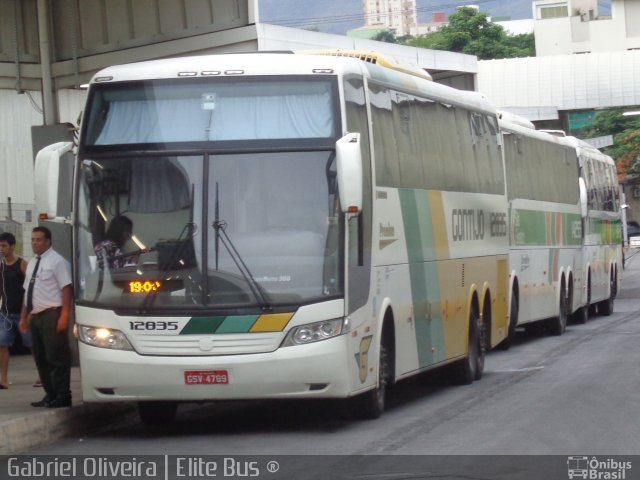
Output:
533,0,640,55
363,0,417,37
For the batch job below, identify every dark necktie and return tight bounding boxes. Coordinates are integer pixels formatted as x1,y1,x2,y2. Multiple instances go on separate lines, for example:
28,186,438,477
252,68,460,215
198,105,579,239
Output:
26,256,41,313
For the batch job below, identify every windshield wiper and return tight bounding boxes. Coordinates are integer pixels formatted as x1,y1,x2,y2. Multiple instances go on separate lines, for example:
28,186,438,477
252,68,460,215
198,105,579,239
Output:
213,182,271,312
212,220,271,312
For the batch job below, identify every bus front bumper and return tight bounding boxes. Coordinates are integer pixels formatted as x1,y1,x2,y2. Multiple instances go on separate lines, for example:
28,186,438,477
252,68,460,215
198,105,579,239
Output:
79,335,353,402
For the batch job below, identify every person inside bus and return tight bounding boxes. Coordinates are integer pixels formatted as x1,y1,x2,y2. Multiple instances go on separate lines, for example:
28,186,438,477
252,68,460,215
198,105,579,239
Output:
94,215,137,268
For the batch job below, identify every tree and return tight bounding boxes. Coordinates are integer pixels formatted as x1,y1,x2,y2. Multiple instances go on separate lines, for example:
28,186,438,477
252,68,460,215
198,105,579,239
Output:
372,30,398,44
579,109,640,179
615,130,640,180
407,7,535,60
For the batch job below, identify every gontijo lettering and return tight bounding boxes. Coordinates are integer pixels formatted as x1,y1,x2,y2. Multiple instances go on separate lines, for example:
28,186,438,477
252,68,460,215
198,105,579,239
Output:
452,208,485,241
451,209,507,241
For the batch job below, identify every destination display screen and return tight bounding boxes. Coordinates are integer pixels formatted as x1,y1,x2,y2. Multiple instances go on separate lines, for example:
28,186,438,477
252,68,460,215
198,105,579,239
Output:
128,280,163,293
124,279,184,294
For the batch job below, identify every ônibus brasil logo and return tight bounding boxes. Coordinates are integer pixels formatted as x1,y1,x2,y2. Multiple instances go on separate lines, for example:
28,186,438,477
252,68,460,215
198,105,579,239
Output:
567,456,632,480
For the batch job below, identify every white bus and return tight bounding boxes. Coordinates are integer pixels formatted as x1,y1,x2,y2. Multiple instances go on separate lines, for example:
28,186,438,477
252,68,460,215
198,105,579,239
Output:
500,118,584,346
42,52,511,424
499,119,622,347
563,136,622,322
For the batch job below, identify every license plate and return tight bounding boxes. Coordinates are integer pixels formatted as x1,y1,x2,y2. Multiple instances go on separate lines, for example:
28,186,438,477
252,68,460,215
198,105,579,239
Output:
184,370,229,385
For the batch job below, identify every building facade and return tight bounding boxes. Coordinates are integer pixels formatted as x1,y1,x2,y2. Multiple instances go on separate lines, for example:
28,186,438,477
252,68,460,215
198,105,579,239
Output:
533,0,640,55
363,0,417,37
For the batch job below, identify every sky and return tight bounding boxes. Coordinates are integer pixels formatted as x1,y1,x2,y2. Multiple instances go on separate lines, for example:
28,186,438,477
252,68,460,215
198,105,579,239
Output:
258,0,612,35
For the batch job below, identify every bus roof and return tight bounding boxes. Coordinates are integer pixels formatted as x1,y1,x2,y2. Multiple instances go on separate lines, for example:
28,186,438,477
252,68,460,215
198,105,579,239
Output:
89,52,497,116
561,135,616,166
299,49,434,82
497,111,535,129
499,118,571,146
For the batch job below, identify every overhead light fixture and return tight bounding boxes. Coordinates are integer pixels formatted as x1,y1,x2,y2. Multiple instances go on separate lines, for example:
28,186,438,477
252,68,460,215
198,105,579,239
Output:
96,205,108,222
131,235,146,250
622,111,640,116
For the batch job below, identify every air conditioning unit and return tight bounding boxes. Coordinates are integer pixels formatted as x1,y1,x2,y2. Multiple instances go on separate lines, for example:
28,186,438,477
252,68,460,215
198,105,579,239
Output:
633,187,640,199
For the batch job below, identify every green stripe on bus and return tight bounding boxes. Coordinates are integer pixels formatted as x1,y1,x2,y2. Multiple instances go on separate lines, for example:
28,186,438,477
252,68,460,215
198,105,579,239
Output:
588,218,622,243
180,315,260,334
399,189,445,367
513,209,582,246
180,316,226,334
217,315,259,333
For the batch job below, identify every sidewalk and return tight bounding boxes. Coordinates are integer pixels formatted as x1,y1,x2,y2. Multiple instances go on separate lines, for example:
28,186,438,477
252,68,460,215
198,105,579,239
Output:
0,354,135,454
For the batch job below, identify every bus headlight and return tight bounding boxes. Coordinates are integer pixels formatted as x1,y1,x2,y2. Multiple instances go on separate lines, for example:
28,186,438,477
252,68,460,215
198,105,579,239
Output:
77,325,134,351
281,318,347,347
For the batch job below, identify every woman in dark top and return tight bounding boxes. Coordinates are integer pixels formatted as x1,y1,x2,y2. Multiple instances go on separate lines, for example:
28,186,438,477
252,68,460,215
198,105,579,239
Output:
0,232,29,389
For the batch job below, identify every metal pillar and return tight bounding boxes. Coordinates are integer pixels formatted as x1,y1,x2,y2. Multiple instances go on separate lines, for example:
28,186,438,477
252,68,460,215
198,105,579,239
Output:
37,0,57,125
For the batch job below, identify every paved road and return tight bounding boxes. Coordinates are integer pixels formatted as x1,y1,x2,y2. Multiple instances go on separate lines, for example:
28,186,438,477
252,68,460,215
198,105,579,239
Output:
27,252,640,458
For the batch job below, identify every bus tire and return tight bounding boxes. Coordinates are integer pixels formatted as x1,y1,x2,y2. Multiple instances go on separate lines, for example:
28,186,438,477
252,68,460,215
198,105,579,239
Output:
523,322,544,335
571,305,589,324
548,283,568,336
138,401,178,426
498,291,518,350
586,273,598,316
349,336,391,420
597,278,615,316
454,307,483,385
571,281,589,324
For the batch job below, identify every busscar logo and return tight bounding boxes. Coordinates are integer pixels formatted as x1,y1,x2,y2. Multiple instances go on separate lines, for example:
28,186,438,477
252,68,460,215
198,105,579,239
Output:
567,456,632,479
355,336,373,383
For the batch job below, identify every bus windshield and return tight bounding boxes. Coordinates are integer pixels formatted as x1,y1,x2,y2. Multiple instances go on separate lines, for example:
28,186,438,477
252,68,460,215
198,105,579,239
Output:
76,152,343,311
76,76,343,312
82,77,336,146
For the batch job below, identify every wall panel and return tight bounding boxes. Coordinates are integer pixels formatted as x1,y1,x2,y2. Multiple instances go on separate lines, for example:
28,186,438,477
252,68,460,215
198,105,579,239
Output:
0,0,39,63
105,0,133,45
0,90,41,204
131,0,161,39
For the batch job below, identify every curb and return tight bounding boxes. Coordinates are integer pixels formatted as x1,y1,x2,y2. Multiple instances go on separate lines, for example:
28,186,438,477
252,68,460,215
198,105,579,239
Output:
0,402,136,455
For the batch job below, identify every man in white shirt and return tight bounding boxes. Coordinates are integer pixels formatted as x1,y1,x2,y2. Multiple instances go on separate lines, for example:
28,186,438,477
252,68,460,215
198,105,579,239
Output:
19,226,73,408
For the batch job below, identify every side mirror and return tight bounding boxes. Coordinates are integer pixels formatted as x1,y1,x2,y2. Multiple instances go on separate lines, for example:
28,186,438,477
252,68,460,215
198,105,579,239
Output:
336,133,363,214
35,142,74,219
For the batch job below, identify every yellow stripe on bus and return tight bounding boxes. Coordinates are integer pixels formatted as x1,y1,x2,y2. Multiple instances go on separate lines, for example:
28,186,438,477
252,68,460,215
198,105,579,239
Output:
249,313,295,332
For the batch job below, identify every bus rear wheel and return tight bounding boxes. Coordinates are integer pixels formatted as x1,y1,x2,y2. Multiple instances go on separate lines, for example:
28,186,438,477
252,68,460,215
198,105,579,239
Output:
138,401,178,426
598,276,615,316
570,305,589,324
548,283,568,336
454,308,484,385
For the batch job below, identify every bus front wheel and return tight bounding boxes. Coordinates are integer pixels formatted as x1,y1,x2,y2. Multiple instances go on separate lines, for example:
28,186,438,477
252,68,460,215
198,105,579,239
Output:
349,337,391,420
138,401,178,426
498,291,518,350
